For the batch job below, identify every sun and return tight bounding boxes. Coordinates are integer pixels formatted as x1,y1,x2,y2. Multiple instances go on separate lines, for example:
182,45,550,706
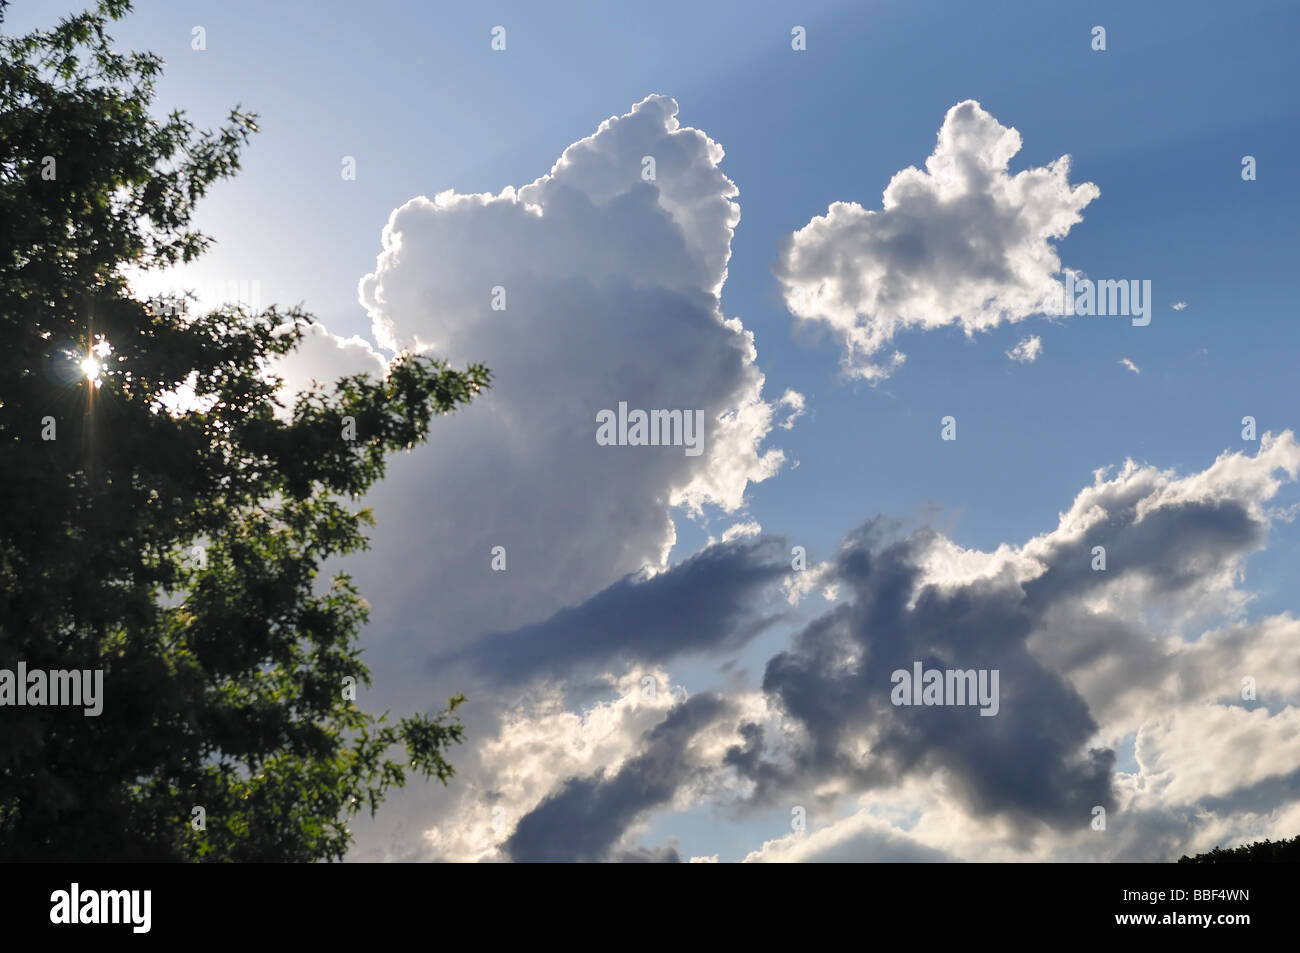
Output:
79,338,112,385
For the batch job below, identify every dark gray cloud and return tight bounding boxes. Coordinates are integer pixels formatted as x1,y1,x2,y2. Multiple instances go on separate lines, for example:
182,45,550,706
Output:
1022,498,1263,613
742,525,1115,833
611,845,682,863
473,450,1294,859
734,483,1285,836
504,693,728,862
441,535,792,686
1020,493,1274,726
1194,765,1300,818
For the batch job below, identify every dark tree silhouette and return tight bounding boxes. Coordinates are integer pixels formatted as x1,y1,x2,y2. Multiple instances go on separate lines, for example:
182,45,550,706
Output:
0,0,488,860
1178,835,1300,863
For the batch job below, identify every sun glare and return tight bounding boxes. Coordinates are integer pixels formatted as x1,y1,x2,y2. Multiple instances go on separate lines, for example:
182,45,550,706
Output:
79,338,112,386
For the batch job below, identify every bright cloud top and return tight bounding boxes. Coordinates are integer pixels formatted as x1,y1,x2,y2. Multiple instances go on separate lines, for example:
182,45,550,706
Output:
341,96,801,656
776,100,1100,379
309,97,804,858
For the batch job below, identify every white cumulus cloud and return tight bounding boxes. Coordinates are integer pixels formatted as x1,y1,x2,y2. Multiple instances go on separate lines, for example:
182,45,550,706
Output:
306,95,802,858
776,100,1099,379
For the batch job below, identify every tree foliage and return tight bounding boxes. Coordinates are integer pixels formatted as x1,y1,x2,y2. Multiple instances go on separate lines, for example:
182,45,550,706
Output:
0,0,489,860
1177,835,1300,864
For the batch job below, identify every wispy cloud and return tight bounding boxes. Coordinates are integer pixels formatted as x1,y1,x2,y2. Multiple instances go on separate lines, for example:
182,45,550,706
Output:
1007,335,1043,363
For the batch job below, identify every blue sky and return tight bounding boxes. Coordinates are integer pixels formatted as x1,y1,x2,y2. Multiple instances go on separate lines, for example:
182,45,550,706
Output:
21,0,1293,557
11,0,1299,861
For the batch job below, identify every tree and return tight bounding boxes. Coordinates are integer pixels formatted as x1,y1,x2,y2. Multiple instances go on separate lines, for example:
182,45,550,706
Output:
0,0,489,860
1178,835,1300,863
